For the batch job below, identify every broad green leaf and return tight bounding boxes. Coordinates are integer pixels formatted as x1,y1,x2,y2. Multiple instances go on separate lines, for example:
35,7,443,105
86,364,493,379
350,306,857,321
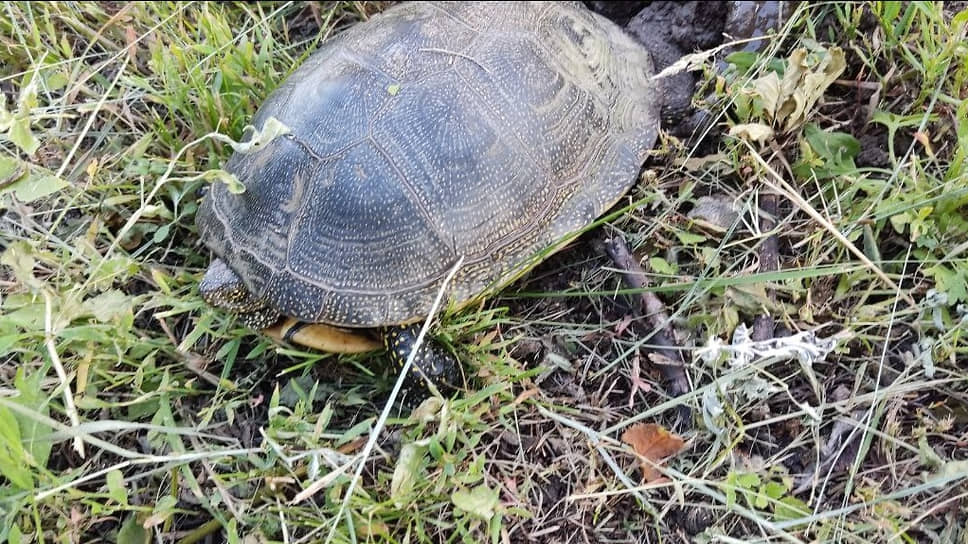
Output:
152,223,171,244
13,367,52,468
889,211,912,236
763,480,788,500
0,96,11,131
268,383,280,412
932,459,968,482
0,405,32,490
88,255,140,291
1,304,45,330
128,132,153,160
150,267,172,295
725,51,758,74
0,335,23,354
1,241,40,289
452,483,500,521
754,488,769,509
336,417,375,447
649,257,677,276
0,81,40,156
0,156,26,185
83,289,136,324
0,171,68,203
756,480,789,510
724,471,738,507
8,117,39,156
919,435,944,469
391,442,424,507
803,124,860,163
726,283,775,313
428,436,445,460
734,471,762,509
735,472,761,489
881,2,901,24
793,124,860,180
774,496,811,521
18,79,38,111
45,70,69,91
930,264,968,304
107,469,128,505
125,398,160,420
7,524,22,544
226,519,241,544
144,495,178,529
676,230,707,245
116,514,149,544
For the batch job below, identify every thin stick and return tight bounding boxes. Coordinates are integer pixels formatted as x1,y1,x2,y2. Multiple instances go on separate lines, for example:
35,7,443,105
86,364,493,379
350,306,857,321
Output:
597,233,692,424
752,191,779,342
43,291,84,458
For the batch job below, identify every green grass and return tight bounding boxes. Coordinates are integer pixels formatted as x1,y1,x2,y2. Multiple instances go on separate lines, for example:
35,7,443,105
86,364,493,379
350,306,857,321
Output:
1,1,967,542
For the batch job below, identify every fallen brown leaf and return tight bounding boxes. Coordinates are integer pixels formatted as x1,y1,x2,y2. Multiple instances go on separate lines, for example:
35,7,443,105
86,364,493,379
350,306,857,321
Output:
512,387,540,406
621,423,685,483
337,436,368,455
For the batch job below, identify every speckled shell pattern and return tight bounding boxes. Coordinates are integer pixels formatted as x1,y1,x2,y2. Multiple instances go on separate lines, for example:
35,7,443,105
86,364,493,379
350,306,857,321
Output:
195,1,661,328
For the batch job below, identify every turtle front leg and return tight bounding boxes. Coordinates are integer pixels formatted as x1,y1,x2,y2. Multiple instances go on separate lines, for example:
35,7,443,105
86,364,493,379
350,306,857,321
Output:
383,324,462,398
264,320,462,401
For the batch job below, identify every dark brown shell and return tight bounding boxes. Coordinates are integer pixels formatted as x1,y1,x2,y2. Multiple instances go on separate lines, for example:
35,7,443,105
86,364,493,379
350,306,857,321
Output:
196,1,660,327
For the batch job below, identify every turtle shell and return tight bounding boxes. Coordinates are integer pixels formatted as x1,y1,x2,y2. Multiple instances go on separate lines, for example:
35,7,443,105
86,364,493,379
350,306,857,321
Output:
195,1,660,328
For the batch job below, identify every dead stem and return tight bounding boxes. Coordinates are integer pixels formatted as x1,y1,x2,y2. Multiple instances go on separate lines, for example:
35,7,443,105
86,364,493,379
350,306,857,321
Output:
595,232,692,426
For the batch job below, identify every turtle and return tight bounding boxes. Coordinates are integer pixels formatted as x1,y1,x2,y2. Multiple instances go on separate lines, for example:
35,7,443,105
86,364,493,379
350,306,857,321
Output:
195,1,670,399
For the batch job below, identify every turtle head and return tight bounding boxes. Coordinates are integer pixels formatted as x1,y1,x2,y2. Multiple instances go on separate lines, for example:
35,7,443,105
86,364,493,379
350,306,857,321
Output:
200,258,281,330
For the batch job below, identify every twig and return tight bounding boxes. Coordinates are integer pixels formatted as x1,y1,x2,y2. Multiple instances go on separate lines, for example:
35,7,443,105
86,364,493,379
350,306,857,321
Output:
741,139,918,310
752,190,779,342
595,233,692,425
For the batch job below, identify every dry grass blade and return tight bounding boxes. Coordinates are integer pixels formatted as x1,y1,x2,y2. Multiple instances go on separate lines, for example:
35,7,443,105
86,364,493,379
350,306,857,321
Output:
42,291,83,458
321,256,466,544
741,139,919,310
620,422,686,483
